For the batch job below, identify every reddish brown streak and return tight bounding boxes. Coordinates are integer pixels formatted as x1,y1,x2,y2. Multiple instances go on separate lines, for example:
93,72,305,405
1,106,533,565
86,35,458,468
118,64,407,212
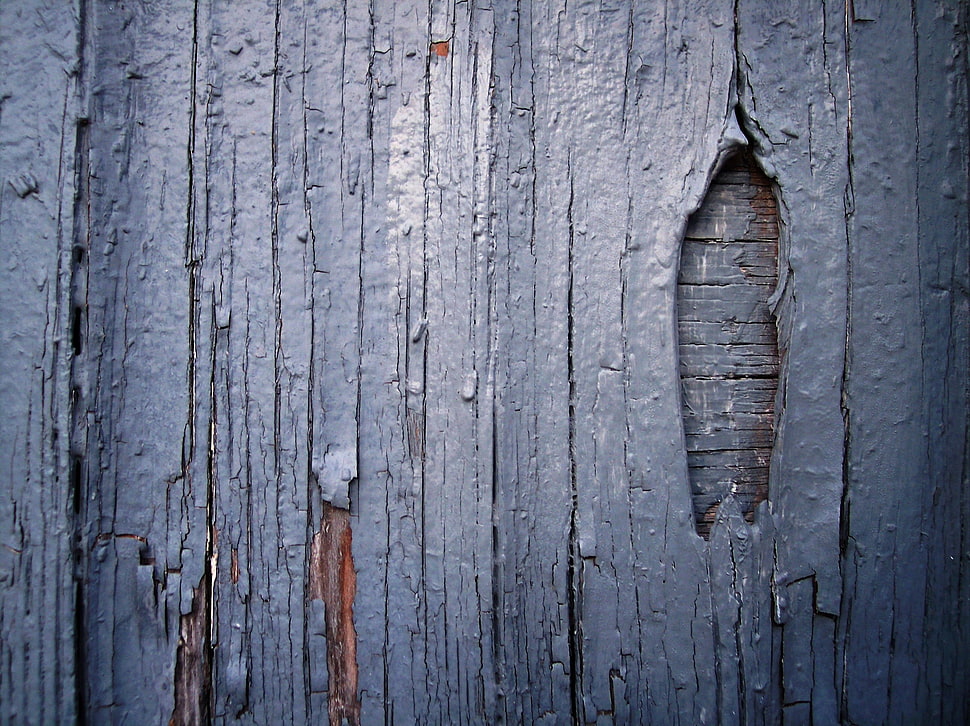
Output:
310,503,360,726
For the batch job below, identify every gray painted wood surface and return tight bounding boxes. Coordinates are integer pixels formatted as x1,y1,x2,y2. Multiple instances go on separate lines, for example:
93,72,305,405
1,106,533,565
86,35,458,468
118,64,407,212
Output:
0,1,967,724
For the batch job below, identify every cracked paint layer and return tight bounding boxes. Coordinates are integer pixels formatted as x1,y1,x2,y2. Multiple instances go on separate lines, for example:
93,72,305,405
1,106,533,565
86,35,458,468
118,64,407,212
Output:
1,1,967,724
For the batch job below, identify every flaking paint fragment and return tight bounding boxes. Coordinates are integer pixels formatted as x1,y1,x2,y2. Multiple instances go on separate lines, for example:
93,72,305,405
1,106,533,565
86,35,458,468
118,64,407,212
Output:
8,172,38,198
315,448,357,510
460,370,477,401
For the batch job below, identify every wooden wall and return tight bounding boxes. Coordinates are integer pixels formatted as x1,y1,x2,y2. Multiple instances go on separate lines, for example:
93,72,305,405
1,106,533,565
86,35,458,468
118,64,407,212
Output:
0,1,967,723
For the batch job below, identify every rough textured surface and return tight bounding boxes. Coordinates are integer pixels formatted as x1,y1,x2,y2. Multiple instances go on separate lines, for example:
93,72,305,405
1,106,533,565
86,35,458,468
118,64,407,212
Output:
0,3,81,723
841,3,970,723
0,0,967,724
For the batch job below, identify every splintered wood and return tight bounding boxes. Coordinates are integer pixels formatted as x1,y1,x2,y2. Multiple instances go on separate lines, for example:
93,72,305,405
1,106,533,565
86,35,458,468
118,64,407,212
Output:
310,504,360,726
677,152,780,538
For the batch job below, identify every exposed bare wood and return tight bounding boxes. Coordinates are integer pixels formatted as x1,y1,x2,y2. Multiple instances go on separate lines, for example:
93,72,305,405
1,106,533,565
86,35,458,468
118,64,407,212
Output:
678,151,780,537
310,504,360,726
171,584,212,726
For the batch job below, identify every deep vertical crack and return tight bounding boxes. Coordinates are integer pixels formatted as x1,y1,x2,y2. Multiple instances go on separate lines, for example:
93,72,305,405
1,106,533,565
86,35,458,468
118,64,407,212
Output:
565,153,582,726
838,4,856,716
271,0,284,499
420,3,434,716
299,6,316,717
172,3,215,723
69,1,92,716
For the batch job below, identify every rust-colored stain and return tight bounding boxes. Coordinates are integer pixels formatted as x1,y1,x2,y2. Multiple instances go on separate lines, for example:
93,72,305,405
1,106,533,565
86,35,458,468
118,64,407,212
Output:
310,503,360,726
431,40,449,57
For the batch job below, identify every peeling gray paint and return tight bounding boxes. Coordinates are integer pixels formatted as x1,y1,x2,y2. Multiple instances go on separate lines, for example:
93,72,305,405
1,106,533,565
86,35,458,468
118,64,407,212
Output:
0,0,967,724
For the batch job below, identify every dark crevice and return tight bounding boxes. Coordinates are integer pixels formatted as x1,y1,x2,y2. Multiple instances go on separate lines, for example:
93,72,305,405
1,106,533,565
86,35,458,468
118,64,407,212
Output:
490,391,504,724
72,576,86,726
71,306,84,355
70,455,83,515
300,6,316,718
565,154,582,725
271,0,283,486
172,582,213,726
172,2,214,723
69,0,91,711
838,5,856,717
419,4,433,720
174,294,218,725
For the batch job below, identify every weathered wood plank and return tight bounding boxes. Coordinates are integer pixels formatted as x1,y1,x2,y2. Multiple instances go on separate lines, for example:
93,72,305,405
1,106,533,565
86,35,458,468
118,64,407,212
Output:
682,376,777,407
684,410,774,436
552,2,642,720
679,321,778,346
490,2,575,721
736,3,855,719
680,345,780,378
0,3,81,721
678,298,775,324
351,0,433,722
76,2,198,722
621,0,739,720
911,3,970,722
688,448,773,472
684,425,775,452
299,1,373,722
708,498,778,723
679,241,778,284
678,281,776,303
689,462,769,491
419,2,499,720
186,2,315,720
840,2,970,722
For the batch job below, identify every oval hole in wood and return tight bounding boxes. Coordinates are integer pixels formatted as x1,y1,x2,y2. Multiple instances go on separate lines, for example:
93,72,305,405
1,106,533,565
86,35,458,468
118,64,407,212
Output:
677,151,780,539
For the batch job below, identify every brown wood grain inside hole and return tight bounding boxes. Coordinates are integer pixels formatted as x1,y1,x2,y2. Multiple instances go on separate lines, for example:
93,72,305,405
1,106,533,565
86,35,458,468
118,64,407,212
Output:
678,150,780,539
310,503,360,726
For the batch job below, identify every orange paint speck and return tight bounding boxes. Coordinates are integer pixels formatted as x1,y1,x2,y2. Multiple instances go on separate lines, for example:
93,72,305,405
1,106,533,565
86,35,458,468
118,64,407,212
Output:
431,40,449,57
